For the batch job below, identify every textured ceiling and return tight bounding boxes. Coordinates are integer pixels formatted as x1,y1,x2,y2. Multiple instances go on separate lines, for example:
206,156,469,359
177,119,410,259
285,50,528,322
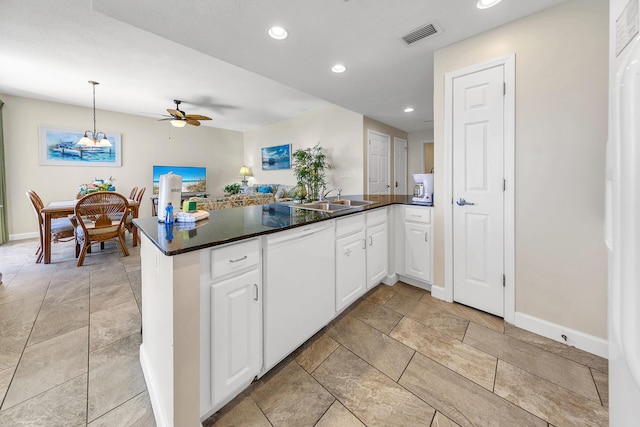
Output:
0,0,567,132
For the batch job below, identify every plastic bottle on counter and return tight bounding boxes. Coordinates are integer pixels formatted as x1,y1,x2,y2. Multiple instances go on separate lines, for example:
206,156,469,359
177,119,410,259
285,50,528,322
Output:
165,202,174,224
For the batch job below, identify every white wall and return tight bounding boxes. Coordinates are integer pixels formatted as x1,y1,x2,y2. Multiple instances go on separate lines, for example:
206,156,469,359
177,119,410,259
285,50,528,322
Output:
243,105,364,195
2,94,243,238
432,0,608,338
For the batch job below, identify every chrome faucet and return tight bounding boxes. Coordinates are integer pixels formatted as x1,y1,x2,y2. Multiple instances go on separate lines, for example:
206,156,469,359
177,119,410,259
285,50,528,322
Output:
320,187,342,201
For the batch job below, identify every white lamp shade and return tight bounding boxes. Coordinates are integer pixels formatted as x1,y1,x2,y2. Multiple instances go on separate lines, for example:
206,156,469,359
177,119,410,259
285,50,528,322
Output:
171,119,187,128
98,137,112,147
77,133,92,146
239,166,251,177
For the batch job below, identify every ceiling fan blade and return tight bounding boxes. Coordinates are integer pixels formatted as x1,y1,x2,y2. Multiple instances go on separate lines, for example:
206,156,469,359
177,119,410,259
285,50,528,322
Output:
167,108,184,118
185,114,212,121
158,118,174,121
186,119,201,126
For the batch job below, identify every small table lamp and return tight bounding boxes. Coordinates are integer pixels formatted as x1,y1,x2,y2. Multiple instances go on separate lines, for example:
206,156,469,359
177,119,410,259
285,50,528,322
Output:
239,166,251,185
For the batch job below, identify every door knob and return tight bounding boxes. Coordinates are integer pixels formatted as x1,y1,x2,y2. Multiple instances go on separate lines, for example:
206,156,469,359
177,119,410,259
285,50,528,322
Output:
456,198,475,206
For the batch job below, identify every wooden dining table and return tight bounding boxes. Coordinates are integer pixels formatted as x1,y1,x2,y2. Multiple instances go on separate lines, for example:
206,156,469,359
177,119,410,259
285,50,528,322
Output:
40,198,140,264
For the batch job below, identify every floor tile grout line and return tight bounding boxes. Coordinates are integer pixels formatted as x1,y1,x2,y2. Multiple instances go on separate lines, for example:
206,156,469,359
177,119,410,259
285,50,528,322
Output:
86,262,92,427
463,335,605,406
589,367,606,407
0,271,54,411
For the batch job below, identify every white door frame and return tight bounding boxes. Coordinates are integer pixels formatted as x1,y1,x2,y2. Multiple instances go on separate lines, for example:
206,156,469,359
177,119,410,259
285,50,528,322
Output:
393,137,408,195
440,54,516,323
367,130,391,195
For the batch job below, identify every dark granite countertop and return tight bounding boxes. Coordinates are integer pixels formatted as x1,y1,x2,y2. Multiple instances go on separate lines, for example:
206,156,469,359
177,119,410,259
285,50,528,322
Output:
133,195,433,256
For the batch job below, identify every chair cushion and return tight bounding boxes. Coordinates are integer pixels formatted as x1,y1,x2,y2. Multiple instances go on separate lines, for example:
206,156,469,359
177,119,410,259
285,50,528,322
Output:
51,217,74,233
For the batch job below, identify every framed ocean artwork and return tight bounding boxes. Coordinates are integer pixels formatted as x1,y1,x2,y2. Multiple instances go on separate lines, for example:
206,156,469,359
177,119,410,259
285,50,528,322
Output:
261,143,291,170
39,126,122,166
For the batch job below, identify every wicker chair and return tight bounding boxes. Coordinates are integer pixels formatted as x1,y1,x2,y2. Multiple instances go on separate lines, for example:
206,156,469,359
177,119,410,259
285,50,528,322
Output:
74,191,130,266
129,186,138,200
26,190,75,263
124,187,145,238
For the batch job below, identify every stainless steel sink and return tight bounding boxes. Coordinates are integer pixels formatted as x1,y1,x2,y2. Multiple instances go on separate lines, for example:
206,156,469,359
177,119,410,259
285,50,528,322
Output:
329,199,375,207
290,202,353,213
290,199,375,213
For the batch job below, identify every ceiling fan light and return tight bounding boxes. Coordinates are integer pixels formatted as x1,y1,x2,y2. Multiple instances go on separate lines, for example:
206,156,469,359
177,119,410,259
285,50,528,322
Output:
171,119,187,128
477,0,502,9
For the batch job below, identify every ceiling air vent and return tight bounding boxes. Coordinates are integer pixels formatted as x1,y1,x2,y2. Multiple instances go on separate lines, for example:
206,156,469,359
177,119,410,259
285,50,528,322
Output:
401,22,441,46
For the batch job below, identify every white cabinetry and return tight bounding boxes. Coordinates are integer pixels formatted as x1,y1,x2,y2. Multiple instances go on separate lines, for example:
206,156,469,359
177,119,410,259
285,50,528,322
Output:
335,214,367,312
366,208,388,288
200,238,261,416
403,206,433,284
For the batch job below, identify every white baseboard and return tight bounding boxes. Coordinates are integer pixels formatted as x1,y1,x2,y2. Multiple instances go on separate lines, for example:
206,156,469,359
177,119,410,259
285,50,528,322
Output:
140,344,170,427
382,273,398,286
396,275,431,292
430,284,452,302
514,312,608,359
9,232,38,241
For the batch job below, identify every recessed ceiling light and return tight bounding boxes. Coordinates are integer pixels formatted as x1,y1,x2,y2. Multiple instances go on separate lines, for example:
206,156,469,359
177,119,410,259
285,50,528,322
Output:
331,64,346,73
404,107,415,113
268,26,288,40
477,0,502,9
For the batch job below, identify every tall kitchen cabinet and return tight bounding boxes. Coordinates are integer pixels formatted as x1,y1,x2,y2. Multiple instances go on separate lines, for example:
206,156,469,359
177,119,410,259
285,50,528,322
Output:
200,238,262,417
366,208,388,288
401,206,433,284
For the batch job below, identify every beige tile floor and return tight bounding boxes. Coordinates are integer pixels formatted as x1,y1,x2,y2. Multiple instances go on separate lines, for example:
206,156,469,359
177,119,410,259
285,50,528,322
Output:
1,238,609,426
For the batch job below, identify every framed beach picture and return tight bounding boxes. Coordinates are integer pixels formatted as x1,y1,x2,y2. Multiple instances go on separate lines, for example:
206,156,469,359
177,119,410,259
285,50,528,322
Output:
39,126,122,167
261,143,291,170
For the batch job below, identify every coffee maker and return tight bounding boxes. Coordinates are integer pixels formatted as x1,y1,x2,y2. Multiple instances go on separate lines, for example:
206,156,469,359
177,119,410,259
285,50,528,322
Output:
412,173,434,204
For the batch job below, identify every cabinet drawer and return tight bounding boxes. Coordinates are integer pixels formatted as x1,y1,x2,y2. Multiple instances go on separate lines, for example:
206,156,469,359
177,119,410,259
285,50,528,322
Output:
209,239,259,280
336,213,365,238
404,206,431,224
366,207,387,227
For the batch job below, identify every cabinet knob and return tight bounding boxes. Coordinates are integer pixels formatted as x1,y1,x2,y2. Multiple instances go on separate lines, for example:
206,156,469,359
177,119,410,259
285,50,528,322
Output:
254,284,259,301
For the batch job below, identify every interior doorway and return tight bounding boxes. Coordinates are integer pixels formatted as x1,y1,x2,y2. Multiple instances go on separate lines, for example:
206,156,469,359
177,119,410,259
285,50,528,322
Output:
423,142,434,174
442,54,516,323
394,137,407,195
367,130,390,195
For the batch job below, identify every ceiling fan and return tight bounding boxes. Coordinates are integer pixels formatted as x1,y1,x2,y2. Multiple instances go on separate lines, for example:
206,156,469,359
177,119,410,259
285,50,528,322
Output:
159,100,212,127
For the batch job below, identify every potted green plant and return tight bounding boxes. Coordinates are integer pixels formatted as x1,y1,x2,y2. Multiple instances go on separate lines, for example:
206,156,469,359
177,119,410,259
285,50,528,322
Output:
223,183,241,196
292,143,332,202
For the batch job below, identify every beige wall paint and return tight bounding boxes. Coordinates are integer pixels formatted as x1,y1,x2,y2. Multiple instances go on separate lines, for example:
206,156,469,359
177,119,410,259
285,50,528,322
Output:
244,105,364,195
433,0,608,338
3,94,243,238
362,117,408,194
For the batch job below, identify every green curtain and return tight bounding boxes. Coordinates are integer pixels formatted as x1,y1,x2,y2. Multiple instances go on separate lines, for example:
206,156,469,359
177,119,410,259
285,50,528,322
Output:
0,99,7,244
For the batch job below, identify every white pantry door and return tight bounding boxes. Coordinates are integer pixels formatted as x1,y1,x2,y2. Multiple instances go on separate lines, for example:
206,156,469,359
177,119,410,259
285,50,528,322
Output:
368,131,390,195
452,64,505,317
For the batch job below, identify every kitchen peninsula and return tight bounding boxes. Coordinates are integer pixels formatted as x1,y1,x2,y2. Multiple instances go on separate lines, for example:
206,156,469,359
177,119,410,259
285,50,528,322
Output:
133,195,434,427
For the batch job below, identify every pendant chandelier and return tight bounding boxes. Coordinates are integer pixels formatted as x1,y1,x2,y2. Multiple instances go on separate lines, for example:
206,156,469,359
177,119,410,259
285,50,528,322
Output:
77,81,112,147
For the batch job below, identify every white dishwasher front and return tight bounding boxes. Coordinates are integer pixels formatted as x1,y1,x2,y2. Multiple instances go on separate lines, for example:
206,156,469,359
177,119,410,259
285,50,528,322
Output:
263,220,335,372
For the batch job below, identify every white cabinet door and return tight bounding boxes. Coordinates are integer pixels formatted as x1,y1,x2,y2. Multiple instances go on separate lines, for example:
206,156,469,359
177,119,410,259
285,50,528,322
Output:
211,269,261,406
336,230,366,311
366,222,388,288
404,222,432,283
